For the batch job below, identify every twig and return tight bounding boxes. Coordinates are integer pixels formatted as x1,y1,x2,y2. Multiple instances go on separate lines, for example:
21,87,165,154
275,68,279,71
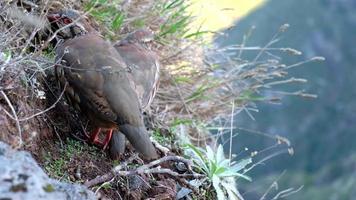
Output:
135,155,193,172
259,170,286,200
271,185,304,200
1,80,66,127
143,167,201,193
85,155,202,188
18,82,67,122
151,139,170,154
244,149,289,174
94,177,115,195
1,90,22,147
143,167,202,179
19,26,42,57
85,154,138,187
229,99,235,165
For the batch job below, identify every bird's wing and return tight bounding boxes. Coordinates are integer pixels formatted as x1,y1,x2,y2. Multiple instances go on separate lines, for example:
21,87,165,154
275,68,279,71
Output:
55,34,131,126
114,42,160,110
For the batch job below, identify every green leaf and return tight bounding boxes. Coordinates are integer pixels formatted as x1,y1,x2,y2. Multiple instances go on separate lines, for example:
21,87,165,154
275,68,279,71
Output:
206,145,216,163
184,30,209,39
219,159,230,168
214,166,227,175
112,13,124,31
230,158,252,173
219,171,252,182
164,0,184,10
185,144,209,174
216,144,226,164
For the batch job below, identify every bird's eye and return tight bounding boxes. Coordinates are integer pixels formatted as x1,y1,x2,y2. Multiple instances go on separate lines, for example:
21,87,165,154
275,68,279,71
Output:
62,18,72,24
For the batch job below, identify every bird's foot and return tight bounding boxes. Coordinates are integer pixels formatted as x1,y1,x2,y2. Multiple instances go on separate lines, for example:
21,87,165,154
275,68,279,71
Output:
88,128,113,150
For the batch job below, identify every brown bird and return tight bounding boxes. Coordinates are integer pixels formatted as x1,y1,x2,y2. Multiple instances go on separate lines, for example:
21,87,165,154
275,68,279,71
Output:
110,29,160,158
47,10,158,159
114,29,160,111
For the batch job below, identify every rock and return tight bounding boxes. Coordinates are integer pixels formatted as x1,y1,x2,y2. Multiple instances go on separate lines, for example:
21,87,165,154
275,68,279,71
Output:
0,141,96,200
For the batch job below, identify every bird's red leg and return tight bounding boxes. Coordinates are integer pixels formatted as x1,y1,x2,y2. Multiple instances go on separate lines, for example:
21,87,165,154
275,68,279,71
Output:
102,129,113,150
87,128,113,150
89,128,103,146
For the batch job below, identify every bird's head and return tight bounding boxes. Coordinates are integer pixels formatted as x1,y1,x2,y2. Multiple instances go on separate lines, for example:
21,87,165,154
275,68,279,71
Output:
47,9,93,39
124,29,155,44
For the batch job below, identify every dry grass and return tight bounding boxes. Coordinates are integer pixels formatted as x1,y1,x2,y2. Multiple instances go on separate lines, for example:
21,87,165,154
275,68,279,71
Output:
0,1,51,148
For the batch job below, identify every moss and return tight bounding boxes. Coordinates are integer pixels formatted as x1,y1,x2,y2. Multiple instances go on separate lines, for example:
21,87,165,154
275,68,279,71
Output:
43,184,55,192
152,129,175,145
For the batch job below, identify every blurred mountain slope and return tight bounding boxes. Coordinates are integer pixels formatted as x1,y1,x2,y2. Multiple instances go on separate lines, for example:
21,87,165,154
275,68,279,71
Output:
216,0,356,199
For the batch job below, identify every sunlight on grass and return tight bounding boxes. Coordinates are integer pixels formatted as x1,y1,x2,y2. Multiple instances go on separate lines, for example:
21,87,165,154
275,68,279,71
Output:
188,0,265,33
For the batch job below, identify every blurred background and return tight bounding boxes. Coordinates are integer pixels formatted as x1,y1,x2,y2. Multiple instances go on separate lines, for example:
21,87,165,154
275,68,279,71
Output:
193,0,356,199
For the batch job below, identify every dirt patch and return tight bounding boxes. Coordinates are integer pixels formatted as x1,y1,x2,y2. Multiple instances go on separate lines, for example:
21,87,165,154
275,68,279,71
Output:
0,66,49,149
30,135,190,199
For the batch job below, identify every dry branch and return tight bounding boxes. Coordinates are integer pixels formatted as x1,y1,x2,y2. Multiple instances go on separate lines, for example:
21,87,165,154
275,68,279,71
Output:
85,155,203,192
0,90,22,146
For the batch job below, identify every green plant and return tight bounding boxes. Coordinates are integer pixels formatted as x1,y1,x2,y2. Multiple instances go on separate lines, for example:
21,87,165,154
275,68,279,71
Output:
152,129,175,145
84,0,125,38
44,152,67,179
43,138,91,180
42,44,55,59
185,144,252,200
155,0,207,41
0,49,11,64
158,0,192,38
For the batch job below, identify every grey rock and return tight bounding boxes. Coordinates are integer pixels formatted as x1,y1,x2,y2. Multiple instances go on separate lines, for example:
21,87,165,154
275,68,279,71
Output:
0,141,96,200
